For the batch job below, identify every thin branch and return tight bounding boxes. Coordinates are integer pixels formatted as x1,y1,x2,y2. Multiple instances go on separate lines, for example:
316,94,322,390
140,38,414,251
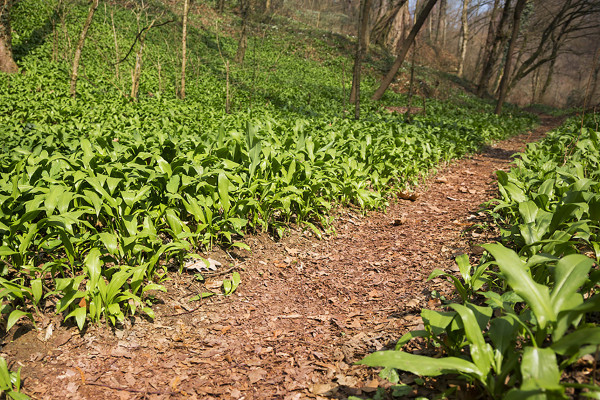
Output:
115,16,172,65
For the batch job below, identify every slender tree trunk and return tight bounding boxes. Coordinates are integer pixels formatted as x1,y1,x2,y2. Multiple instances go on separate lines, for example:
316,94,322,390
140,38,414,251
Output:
495,0,526,115
131,17,157,100
217,0,225,13
110,7,120,82
435,0,446,46
457,0,470,77
371,0,438,101
70,0,100,97
476,0,510,97
539,59,556,101
0,0,18,73
236,0,249,64
350,0,372,113
180,0,189,99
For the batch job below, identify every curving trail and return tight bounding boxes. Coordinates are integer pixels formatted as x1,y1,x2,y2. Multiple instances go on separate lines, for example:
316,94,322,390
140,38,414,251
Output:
3,115,564,400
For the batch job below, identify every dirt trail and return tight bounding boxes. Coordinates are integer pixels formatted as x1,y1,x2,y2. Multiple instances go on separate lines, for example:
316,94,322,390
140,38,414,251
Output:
2,116,564,400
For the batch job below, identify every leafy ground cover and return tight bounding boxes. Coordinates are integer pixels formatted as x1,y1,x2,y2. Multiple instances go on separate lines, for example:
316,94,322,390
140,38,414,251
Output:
0,0,536,337
0,112,557,400
362,114,600,398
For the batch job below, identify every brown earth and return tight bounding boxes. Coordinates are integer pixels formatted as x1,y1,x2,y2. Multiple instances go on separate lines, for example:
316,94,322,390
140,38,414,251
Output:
1,115,566,400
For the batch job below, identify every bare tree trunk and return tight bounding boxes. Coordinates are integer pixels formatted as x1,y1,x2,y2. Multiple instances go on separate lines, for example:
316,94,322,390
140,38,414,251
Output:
457,0,470,77
370,0,408,47
371,0,438,101
236,0,249,64
0,0,18,73
476,0,509,97
217,0,225,13
539,59,556,101
350,0,372,113
131,16,158,100
70,0,100,97
180,0,189,99
584,48,600,108
110,7,120,82
495,0,526,115
435,0,446,46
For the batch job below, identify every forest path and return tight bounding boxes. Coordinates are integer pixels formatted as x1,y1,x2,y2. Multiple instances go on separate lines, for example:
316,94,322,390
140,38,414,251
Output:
4,115,564,400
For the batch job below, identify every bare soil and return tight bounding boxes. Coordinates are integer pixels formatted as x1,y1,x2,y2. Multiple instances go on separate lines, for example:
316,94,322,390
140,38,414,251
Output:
1,115,565,400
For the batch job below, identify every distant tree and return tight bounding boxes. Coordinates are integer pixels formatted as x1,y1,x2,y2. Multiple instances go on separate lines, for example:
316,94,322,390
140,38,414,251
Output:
70,0,100,97
371,0,438,101
0,0,18,73
180,0,190,99
435,0,447,46
370,0,409,47
235,0,250,64
508,0,600,93
495,0,527,114
457,0,470,77
476,0,512,97
350,0,372,119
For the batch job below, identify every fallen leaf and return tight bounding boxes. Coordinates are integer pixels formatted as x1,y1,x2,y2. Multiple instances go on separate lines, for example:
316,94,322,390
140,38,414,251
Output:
248,368,267,384
435,176,448,183
310,383,337,395
285,247,299,255
362,379,379,393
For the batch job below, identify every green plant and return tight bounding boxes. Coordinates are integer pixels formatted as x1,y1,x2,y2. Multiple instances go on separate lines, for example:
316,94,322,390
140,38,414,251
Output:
0,356,29,400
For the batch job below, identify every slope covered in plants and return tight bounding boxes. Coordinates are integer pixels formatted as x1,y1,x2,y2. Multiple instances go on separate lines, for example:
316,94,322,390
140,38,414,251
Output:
0,0,535,334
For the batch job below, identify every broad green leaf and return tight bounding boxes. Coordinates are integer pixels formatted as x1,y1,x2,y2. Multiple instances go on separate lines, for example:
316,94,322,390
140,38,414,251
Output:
488,316,517,356
98,232,119,255
455,253,471,283
519,201,539,224
6,310,32,332
218,172,231,213
84,248,103,290
65,307,86,331
421,309,456,336
190,292,215,301
520,347,562,391
358,351,482,379
550,254,594,314
451,304,494,375
31,279,42,304
483,244,555,329
551,327,600,356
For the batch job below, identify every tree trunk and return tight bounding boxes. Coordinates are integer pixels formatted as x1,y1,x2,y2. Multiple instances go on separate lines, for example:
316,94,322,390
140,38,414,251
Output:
131,16,157,100
349,0,373,114
0,0,18,73
435,0,446,46
539,57,557,101
495,0,526,115
370,0,408,47
217,0,225,13
235,0,249,64
457,0,470,77
180,0,189,99
110,7,120,82
70,0,100,97
476,0,509,97
371,0,438,101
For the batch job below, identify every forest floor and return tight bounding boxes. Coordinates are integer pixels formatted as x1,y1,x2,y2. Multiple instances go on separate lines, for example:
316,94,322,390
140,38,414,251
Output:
1,115,565,400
